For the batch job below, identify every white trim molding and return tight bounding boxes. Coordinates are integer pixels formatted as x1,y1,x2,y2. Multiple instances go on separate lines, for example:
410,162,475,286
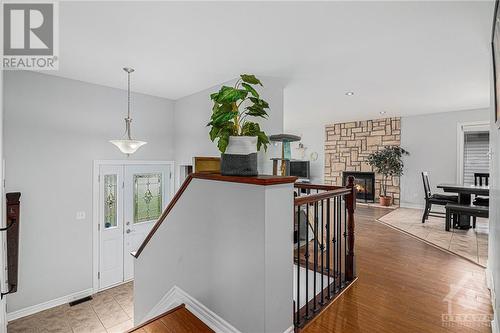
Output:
6,288,93,322
141,286,241,333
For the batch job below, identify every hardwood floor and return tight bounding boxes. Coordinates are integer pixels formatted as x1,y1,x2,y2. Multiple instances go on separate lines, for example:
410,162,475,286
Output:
129,304,213,333
303,206,493,333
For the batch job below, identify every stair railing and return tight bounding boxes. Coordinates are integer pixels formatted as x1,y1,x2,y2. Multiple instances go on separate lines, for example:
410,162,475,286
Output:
293,176,356,329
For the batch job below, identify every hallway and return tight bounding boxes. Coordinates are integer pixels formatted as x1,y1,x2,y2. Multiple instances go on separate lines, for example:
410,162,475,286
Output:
304,206,493,333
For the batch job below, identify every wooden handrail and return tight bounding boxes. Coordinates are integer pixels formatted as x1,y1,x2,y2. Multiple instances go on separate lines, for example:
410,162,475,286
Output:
133,173,297,258
294,183,344,191
294,188,351,206
133,175,194,258
3,192,21,299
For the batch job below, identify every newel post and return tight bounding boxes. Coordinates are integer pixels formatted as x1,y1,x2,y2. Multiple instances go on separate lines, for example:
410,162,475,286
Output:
346,176,356,281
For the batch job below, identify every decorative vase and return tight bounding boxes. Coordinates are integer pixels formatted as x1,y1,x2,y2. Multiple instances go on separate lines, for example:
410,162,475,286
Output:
221,136,258,176
379,195,392,206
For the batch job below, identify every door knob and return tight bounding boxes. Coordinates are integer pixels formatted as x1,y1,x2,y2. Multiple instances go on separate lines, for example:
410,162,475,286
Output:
126,229,131,234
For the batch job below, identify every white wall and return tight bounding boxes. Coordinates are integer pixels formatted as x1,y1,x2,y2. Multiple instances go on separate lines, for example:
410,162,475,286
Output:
3,71,175,313
134,179,293,332
488,55,500,333
0,66,7,333
285,125,325,184
400,108,490,207
174,77,284,180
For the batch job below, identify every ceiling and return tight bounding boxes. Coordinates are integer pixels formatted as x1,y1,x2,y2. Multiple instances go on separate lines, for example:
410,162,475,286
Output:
50,1,495,128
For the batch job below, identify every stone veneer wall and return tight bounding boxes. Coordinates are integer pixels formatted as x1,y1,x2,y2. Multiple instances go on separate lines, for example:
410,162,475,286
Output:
324,117,401,205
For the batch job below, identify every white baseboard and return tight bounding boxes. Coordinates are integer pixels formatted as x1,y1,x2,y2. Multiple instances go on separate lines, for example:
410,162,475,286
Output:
282,325,294,333
141,285,241,333
7,288,93,322
399,202,424,210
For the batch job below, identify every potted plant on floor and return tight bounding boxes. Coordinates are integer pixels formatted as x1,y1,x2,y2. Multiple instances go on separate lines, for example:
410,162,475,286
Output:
207,74,270,176
367,146,409,206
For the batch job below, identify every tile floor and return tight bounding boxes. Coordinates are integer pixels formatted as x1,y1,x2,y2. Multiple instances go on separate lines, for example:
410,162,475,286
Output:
378,208,488,266
8,282,134,333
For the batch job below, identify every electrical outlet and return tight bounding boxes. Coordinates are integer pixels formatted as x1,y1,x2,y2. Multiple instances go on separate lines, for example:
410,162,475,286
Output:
76,211,86,220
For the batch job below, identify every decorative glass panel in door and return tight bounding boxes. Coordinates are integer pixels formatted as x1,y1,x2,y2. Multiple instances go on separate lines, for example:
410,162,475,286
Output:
124,165,171,281
104,175,117,229
133,173,163,224
99,166,124,290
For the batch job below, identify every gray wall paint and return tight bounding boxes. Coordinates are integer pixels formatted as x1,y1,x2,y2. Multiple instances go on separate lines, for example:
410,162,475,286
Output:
3,71,175,313
285,124,325,184
174,77,284,179
400,108,489,207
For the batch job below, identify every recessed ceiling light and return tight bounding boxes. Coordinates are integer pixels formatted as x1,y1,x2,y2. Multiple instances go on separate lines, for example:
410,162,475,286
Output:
379,111,386,115
345,91,354,96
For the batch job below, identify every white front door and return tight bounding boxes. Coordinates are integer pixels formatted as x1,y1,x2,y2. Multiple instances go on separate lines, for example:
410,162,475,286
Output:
98,163,171,290
123,165,171,281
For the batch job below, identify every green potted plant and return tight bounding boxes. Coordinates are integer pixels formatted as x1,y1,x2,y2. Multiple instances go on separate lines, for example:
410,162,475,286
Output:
367,146,409,206
207,74,270,176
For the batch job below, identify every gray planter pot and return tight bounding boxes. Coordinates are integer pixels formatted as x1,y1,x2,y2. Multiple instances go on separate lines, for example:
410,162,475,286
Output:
220,136,258,176
221,153,258,176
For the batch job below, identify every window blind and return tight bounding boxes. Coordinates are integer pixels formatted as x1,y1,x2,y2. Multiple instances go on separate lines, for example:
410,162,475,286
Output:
463,131,490,185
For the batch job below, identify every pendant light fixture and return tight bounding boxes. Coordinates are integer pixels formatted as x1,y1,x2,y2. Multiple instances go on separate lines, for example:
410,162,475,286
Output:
110,67,147,155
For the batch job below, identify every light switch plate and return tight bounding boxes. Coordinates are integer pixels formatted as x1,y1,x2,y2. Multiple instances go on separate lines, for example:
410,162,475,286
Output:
76,211,86,220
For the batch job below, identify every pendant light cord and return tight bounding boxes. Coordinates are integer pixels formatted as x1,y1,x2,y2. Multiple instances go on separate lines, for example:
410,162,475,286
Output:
126,69,132,140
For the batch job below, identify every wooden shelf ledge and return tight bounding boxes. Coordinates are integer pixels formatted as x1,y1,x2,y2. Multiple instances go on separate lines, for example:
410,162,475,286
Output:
192,173,297,186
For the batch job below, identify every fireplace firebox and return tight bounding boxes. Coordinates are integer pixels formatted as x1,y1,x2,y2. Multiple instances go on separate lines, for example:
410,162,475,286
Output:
343,171,375,202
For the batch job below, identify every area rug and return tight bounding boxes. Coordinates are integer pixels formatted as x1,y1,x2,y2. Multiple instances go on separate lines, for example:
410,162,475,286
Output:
377,208,488,267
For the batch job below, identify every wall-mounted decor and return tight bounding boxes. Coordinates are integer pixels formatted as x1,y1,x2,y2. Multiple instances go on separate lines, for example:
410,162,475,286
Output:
492,0,500,128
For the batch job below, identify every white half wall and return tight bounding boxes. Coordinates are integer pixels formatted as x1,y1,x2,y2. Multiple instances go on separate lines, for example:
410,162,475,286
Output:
3,71,175,313
134,178,294,333
400,108,489,207
173,77,284,181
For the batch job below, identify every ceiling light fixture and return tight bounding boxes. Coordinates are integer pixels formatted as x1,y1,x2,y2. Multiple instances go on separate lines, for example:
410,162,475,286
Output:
345,91,354,96
379,111,387,115
110,67,147,155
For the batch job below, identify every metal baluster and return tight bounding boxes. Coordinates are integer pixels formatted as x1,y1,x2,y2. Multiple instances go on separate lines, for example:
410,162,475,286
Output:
305,203,310,319
337,196,341,292
296,204,301,328
332,196,337,295
326,198,331,299
313,201,318,312
344,197,348,287
320,199,325,305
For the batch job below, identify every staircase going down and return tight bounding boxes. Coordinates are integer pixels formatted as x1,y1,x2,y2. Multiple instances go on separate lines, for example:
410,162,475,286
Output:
128,304,214,333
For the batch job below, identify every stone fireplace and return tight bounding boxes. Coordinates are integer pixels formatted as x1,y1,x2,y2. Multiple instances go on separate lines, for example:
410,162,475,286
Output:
324,117,401,205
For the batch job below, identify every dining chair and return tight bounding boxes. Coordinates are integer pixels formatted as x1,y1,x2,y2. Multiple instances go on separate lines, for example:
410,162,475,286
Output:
422,172,458,224
472,172,489,225
474,173,489,186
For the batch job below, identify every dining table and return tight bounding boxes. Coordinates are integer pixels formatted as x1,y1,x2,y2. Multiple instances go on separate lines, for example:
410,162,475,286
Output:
437,183,489,229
